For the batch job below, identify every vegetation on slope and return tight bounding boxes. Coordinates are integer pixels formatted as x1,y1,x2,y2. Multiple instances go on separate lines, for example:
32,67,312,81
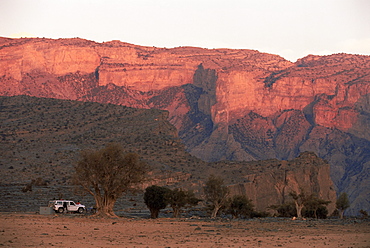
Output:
0,95,206,188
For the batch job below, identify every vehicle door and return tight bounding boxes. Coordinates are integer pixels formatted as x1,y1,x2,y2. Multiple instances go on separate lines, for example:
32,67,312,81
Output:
68,201,78,211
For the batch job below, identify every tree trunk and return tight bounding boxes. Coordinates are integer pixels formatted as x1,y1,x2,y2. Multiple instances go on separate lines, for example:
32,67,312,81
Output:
173,207,180,218
211,205,221,218
295,202,303,218
150,208,160,219
94,194,118,217
339,209,344,219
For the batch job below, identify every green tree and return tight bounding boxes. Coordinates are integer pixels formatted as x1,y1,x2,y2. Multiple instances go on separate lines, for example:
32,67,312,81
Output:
290,190,306,218
144,185,171,218
303,195,331,219
203,175,229,218
268,202,297,217
73,143,147,217
289,190,331,219
336,192,350,219
227,195,254,219
168,188,201,218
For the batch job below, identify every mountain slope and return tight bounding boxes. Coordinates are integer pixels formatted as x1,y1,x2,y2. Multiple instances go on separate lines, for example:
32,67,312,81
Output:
0,95,336,213
0,37,369,215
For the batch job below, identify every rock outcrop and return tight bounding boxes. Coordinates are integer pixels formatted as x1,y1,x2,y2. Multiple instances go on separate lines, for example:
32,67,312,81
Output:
225,152,337,214
0,37,369,215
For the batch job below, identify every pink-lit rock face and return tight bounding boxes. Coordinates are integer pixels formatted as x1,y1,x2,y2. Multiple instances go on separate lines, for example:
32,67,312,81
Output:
1,38,369,145
1,37,369,215
1,38,369,152
0,39,100,80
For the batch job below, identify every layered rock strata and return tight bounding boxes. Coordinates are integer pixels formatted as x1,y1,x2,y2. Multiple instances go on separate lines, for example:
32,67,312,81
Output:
0,37,369,215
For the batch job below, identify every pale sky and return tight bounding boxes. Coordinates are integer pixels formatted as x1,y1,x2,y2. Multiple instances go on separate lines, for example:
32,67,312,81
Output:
1,0,369,61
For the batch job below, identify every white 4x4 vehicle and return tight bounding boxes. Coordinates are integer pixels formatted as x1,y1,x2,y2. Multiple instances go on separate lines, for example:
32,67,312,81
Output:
48,200,86,214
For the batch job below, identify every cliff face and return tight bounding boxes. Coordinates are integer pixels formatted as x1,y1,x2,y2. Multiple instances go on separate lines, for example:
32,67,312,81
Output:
0,37,369,215
225,152,337,214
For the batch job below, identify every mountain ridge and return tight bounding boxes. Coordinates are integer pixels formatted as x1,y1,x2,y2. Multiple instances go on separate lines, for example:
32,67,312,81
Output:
0,37,369,215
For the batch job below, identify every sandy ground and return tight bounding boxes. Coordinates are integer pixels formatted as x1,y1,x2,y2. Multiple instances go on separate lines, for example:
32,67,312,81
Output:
0,213,369,248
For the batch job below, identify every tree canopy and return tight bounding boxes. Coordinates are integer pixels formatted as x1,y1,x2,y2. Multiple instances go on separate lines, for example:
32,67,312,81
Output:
289,190,309,218
227,195,254,219
167,188,201,218
273,189,331,219
73,143,148,217
203,175,229,218
336,192,350,219
144,185,171,218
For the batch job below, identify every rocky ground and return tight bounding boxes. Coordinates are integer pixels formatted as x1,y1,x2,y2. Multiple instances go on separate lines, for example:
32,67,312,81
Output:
1,213,369,247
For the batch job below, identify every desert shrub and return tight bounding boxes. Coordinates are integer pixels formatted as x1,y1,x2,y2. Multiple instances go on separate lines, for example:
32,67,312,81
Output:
33,177,48,186
303,205,329,219
21,182,33,192
269,202,296,217
250,211,270,218
226,195,254,219
359,209,368,219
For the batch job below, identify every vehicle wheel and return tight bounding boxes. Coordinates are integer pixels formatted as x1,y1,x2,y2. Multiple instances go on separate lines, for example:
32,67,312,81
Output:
78,207,84,214
58,207,64,213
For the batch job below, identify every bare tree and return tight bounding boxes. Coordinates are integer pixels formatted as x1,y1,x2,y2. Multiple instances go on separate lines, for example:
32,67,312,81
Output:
73,143,148,217
203,175,229,218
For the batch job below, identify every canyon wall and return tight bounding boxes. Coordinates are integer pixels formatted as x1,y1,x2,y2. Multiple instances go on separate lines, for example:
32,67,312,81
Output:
0,37,369,215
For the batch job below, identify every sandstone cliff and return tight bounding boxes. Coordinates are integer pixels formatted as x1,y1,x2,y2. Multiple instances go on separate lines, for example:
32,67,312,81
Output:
0,37,369,215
